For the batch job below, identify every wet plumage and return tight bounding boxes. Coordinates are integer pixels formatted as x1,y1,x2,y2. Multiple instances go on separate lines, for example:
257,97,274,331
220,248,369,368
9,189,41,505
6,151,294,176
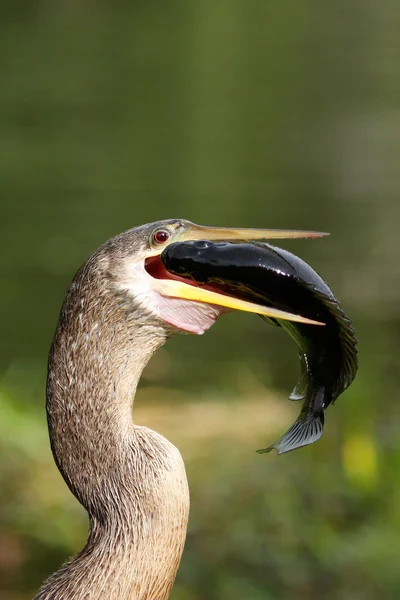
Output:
161,240,359,454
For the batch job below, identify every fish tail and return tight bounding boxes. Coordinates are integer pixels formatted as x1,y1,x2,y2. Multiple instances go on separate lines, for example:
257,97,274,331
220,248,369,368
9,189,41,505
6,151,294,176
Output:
257,390,325,455
257,411,324,454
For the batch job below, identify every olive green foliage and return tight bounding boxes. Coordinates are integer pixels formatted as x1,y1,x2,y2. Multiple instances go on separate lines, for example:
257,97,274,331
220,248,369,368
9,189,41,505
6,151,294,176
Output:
1,1,399,599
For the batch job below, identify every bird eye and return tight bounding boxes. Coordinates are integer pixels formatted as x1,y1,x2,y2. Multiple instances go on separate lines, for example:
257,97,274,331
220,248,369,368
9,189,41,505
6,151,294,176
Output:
153,230,170,245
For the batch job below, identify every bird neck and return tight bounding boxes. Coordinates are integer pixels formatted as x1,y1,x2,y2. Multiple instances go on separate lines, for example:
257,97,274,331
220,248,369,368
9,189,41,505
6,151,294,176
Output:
37,273,190,600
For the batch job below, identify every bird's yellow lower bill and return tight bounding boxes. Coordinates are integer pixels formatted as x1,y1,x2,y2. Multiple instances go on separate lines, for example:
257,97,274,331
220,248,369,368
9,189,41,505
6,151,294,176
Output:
154,279,324,326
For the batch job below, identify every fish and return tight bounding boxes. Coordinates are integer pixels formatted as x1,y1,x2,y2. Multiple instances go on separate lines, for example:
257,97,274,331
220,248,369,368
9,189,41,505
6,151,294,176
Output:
160,240,358,454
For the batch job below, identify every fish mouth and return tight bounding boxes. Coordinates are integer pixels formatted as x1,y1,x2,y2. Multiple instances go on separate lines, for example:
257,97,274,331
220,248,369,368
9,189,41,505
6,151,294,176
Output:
144,238,325,327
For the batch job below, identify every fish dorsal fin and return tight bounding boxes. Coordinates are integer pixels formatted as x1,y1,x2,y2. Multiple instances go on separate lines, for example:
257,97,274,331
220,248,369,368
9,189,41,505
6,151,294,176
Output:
308,289,358,400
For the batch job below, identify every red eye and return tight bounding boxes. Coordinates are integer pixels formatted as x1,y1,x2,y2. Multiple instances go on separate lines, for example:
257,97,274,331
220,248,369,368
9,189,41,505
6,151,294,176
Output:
153,230,170,244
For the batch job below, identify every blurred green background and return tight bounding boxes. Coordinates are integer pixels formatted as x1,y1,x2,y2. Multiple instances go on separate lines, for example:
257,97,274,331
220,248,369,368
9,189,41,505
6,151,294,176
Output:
1,1,400,599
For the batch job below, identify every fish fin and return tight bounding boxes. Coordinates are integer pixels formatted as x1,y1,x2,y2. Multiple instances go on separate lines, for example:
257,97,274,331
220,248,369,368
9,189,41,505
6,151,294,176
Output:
260,315,312,403
305,286,359,400
257,410,324,455
289,352,310,401
260,315,280,327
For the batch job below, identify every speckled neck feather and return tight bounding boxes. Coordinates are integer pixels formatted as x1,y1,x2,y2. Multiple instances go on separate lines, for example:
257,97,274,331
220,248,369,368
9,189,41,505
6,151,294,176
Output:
35,251,190,600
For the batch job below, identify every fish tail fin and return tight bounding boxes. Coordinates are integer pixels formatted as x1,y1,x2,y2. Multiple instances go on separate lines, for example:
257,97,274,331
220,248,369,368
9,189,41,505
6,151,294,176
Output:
257,395,325,455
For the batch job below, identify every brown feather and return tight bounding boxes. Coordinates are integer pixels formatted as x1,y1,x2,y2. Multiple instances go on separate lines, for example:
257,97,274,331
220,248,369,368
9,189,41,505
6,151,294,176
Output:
35,226,190,600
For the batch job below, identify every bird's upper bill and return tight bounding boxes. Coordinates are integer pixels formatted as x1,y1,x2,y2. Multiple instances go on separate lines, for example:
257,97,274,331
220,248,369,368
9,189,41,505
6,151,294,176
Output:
122,219,327,335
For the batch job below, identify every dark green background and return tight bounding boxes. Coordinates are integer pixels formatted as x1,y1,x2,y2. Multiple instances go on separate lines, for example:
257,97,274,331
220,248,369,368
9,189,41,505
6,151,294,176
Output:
1,2,399,599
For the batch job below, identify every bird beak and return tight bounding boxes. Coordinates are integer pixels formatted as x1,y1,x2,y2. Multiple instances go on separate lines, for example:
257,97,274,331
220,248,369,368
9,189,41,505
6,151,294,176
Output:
175,223,328,242
150,224,326,326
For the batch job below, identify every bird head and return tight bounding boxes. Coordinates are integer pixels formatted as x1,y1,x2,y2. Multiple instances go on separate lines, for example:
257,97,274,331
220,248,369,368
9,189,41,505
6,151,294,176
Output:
103,218,326,335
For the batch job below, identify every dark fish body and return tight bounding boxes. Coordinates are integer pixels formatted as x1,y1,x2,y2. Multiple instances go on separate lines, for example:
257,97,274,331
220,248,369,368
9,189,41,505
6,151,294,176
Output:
161,241,358,454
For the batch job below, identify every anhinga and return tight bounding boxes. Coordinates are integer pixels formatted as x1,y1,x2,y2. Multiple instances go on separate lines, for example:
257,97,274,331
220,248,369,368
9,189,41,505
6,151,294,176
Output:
35,219,324,600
